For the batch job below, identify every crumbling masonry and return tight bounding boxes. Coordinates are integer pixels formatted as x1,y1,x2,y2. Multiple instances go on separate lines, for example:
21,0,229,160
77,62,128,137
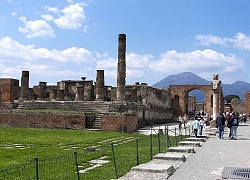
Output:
0,34,172,132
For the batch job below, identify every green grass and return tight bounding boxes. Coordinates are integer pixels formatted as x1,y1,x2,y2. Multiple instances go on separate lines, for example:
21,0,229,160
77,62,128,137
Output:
0,127,142,169
0,127,189,179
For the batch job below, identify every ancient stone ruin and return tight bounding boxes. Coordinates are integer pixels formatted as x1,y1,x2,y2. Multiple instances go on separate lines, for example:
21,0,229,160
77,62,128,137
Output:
0,34,172,132
1,34,248,132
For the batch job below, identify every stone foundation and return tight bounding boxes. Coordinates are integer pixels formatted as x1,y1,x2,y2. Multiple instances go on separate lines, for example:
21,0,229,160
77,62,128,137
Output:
0,113,86,130
101,115,138,133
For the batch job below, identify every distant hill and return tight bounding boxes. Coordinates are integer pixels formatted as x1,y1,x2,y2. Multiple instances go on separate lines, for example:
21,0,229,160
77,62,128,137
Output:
152,72,250,101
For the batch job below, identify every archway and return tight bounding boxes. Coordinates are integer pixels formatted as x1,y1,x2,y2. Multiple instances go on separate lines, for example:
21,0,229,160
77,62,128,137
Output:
169,84,223,118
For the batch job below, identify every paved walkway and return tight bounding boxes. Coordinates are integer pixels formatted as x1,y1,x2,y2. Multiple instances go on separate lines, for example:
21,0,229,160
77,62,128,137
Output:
120,121,250,180
168,121,250,180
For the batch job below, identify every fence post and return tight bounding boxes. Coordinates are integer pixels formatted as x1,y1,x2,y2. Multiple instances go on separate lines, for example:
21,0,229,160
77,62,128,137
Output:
111,143,118,179
158,133,160,153
150,133,153,160
136,139,139,165
74,152,81,180
175,127,178,146
166,126,169,149
35,158,39,180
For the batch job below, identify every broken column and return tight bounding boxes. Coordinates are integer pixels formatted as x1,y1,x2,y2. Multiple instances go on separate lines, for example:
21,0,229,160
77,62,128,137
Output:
116,34,126,101
20,71,29,100
211,74,221,120
37,81,47,100
95,70,105,101
75,82,84,101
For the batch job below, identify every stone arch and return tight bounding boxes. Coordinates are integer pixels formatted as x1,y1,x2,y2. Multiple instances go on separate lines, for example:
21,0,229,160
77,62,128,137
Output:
169,84,223,117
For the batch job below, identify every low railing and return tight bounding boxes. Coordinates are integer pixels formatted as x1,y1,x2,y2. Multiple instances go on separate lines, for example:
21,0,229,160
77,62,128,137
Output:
0,125,191,180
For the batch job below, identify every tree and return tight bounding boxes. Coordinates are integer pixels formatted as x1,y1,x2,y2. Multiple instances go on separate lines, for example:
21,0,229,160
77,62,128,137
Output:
224,95,240,103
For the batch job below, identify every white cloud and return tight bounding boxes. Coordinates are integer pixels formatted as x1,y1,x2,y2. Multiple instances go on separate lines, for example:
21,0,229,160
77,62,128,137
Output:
196,33,250,51
45,6,59,13
230,33,250,51
53,4,87,29
196,34,227,46
41,14,54,21
83,25,88,33
0,36,97,84
149,49,244,83
127,53,153,68
18,16,55,38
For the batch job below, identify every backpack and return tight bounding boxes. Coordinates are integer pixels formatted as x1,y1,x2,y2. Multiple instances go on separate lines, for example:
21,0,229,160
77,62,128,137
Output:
232,118,238,125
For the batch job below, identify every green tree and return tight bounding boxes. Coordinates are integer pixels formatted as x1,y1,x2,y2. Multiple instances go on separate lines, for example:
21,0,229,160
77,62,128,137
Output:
224,94,240,103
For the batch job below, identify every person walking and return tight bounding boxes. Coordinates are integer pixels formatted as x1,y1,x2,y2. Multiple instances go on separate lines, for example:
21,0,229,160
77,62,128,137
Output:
199,116,205,135
216,113,226,139
225,112,232,138
183,114,188,128
192,118,200,138
178,115,184,130
230,112,239,139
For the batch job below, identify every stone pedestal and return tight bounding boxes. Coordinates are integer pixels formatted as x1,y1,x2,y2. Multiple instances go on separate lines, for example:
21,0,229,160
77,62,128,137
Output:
19,71,29,100
37,82,47,100
95,70,104,101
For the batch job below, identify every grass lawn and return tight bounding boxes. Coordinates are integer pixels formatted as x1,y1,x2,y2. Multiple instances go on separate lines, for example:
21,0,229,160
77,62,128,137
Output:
0,126,186,179
0,127,143,170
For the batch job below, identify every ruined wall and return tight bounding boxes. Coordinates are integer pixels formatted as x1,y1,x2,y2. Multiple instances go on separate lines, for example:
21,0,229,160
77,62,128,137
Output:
101,115,138,133
245,92,250,116
0,113,86,130
230,100,245,113
0,79,20,106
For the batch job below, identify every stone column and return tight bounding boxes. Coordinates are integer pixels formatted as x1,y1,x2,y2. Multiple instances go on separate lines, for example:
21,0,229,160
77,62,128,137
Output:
117,34,126,101
75,82,84,101
211,74,221,120
95,70,105,101
37,82,47,100
20,71,29,100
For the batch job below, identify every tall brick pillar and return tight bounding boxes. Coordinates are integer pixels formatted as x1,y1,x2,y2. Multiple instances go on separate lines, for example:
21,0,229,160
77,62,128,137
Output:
95,70,105,101
37,82,47,100
117,34,126,101
20,71,29,100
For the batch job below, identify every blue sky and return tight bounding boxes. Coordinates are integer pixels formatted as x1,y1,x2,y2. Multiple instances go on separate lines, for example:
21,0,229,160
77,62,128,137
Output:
0,0,250,87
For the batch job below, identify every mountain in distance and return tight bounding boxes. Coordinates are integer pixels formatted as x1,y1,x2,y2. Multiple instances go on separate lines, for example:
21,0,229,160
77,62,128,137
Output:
152,72,250,101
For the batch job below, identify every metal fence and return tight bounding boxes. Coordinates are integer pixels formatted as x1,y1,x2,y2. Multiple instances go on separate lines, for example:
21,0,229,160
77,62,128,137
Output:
0,125,191,180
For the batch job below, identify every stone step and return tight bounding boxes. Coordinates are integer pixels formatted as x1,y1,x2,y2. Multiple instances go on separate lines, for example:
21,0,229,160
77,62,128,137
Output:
167,146,195,153
178,141,201,147
185,137,206,142
153,153,186,162
131,163,176,174
119,164,176,180
203,131,216,136
190,135,208,139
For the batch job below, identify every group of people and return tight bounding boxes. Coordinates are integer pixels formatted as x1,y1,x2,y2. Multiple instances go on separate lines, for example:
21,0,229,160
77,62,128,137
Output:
216,111,241,140
192,116,206,138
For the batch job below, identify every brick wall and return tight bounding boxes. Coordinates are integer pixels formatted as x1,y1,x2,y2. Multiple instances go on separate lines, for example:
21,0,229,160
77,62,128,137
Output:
0,113,86,130
0,78,20,105
245,92,250,116
101,115,138,133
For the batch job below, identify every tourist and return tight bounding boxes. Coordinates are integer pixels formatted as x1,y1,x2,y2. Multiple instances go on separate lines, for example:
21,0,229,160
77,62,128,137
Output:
183,114,188,128
225,112,232,138
192,118,200,138
230,112,239,139
199,116,205,135
178,115,184,130
243,112,247,123
216,113,226,139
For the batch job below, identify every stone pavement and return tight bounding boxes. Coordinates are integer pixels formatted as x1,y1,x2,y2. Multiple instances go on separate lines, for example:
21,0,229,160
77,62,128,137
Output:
119,121,250,180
